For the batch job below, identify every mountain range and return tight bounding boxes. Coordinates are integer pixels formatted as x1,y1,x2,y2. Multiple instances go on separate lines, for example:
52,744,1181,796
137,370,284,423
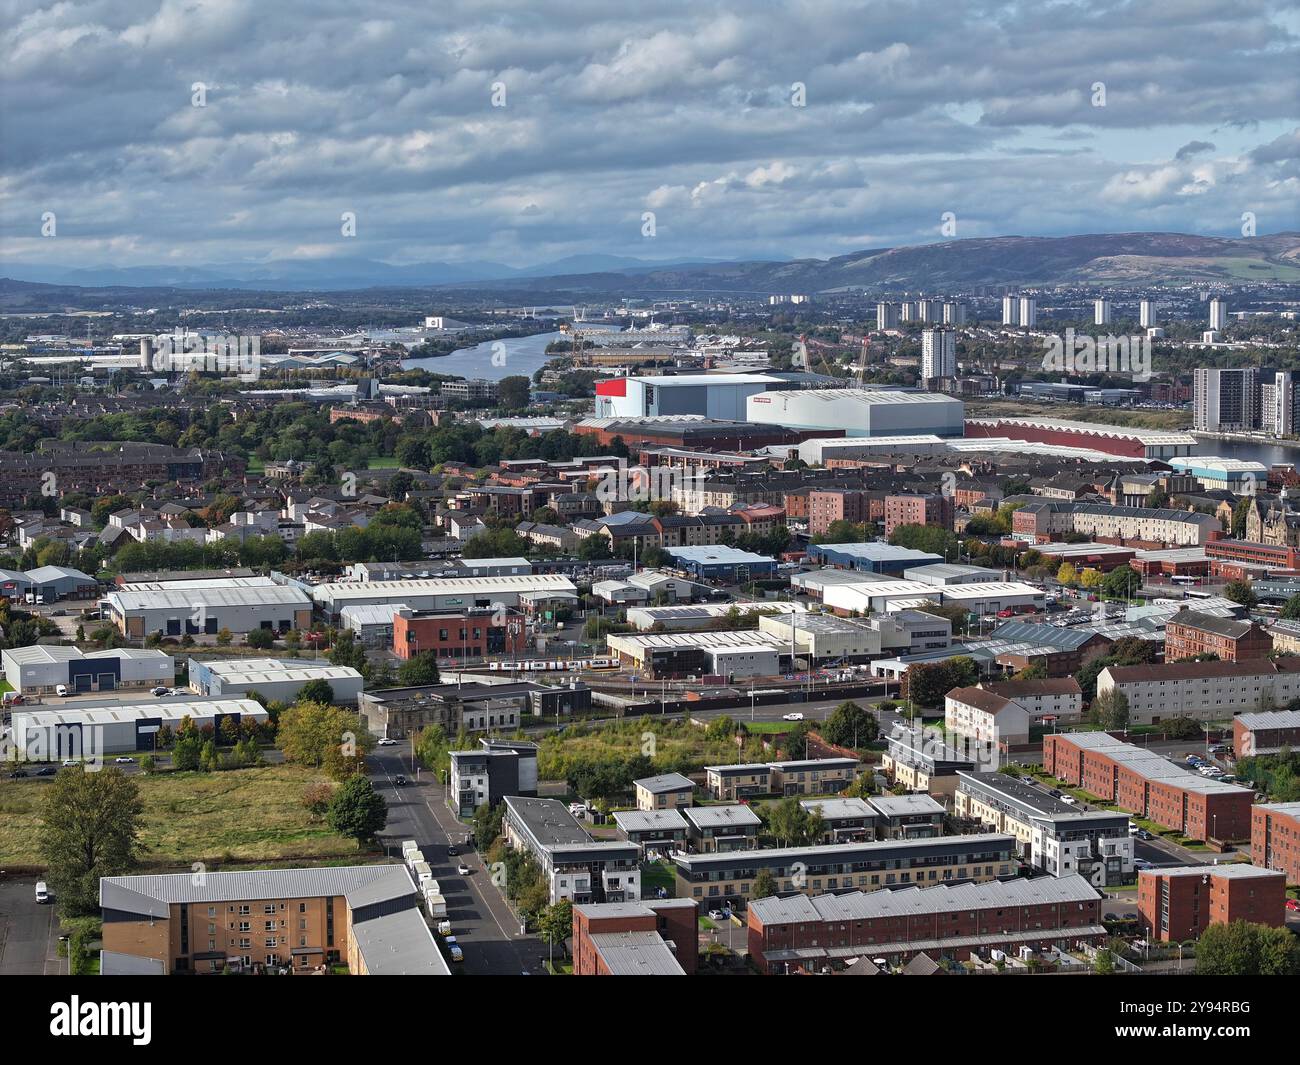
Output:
3,232,1299,307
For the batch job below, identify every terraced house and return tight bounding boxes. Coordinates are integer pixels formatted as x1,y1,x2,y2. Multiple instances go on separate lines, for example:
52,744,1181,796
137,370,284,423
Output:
747,874,1105,973
672,834,1017,907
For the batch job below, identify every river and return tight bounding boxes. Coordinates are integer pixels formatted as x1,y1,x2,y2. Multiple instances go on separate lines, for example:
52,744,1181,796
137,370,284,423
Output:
402,324,623,381
1190,436,1300,469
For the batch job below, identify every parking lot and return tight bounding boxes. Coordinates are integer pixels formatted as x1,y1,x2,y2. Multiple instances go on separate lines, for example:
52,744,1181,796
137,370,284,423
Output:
0,879,64,975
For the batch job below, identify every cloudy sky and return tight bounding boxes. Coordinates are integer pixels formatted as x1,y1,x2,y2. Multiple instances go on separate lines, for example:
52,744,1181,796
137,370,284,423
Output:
2,0,1298,275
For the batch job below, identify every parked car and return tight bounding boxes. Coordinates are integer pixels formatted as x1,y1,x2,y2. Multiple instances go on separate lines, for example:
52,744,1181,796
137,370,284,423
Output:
782,712,804,721
113,756,134,764
61,758,78,767
55,685,68,697
447,943,464,963
377,737,398,746
36,766,56,776
1286,899,1300,913
151,686,169,697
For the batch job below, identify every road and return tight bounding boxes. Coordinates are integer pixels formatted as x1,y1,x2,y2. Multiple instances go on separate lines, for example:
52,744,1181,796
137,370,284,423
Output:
367,743,543,975
0,880,64,975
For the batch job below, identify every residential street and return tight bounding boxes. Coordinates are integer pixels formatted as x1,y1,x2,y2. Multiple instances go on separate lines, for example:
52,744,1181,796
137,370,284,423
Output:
367,743,543,975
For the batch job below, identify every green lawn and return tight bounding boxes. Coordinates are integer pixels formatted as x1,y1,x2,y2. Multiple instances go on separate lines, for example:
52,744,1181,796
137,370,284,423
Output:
366,456,401,469
641,860,676,898
0,680,13,695
0,763,372,869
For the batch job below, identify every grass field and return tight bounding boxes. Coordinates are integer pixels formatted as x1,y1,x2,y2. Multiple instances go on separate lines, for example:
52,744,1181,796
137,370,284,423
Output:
537,719,771,782
366,456,401,469
0,764,370,870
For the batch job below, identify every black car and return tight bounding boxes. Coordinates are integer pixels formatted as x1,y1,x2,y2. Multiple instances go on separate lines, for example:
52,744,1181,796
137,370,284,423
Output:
394,774,407,786
10,769,27,778
36,766,57,776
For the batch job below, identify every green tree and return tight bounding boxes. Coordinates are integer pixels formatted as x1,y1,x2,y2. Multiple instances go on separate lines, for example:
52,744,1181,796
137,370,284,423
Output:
1196,920,1300,975
278,701,374,776
497,375,532,411
1223,580,1258,608
398,651,441,687
764,796,826,847
821,701,878,749
38,768,144,915
1101,565,1140,600
1090,687,1130,731
298,679,336,705
472,802,505,850
327,774,388,842
1282,593,1300,620
751,869,779,900
245,627,276,650
535,898,573,948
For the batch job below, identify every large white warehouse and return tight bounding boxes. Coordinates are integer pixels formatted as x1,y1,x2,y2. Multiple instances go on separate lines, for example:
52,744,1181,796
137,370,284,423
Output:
594,374,781,420
102,577,313,637
1,646,175,695
187,657,364,704
747,389,965,438
10,698,267,759
311,575,577,620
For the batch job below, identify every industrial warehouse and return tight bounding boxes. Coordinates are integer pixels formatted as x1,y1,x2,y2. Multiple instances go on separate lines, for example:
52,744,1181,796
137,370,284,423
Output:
310,574,578,619
186,657,365,703
9,698,267,758
1,645,175,695
100,576,313,637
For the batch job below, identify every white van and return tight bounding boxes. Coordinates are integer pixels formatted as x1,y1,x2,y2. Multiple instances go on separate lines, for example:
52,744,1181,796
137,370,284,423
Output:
35,881,49,904
55,685,69,697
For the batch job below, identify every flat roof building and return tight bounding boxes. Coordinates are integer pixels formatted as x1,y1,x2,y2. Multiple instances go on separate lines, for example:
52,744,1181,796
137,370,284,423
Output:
11,698,266,759
2,645,174,695
103,577,312,638
187,657,364,704
1043,731,1254,842
99,864,448,975
673,833,1018,906
955,771,1134,885
1138,864,1285,942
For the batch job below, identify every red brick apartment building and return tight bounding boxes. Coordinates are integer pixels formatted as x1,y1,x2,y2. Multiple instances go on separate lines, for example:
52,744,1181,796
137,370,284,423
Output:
1251,803,1300,885
1233,709,1300,758
808,489,870,537
1137,864,1285,942
392,607,527,661
1042,732,1254,842
1163,610,1273,663
746,875,1105,974
572,898,698,975
884,493,953,538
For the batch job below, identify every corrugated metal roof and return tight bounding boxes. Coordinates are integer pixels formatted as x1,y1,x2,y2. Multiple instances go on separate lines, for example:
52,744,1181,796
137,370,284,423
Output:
100,864,413,911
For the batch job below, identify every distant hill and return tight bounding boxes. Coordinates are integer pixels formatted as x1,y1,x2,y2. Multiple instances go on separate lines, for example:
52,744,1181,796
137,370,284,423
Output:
444,232,1300,294
4,232,1299,306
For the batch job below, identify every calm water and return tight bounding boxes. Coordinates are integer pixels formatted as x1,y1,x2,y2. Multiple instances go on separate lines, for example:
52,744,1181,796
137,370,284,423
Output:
402,323,623,380
1191,436,1300,470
